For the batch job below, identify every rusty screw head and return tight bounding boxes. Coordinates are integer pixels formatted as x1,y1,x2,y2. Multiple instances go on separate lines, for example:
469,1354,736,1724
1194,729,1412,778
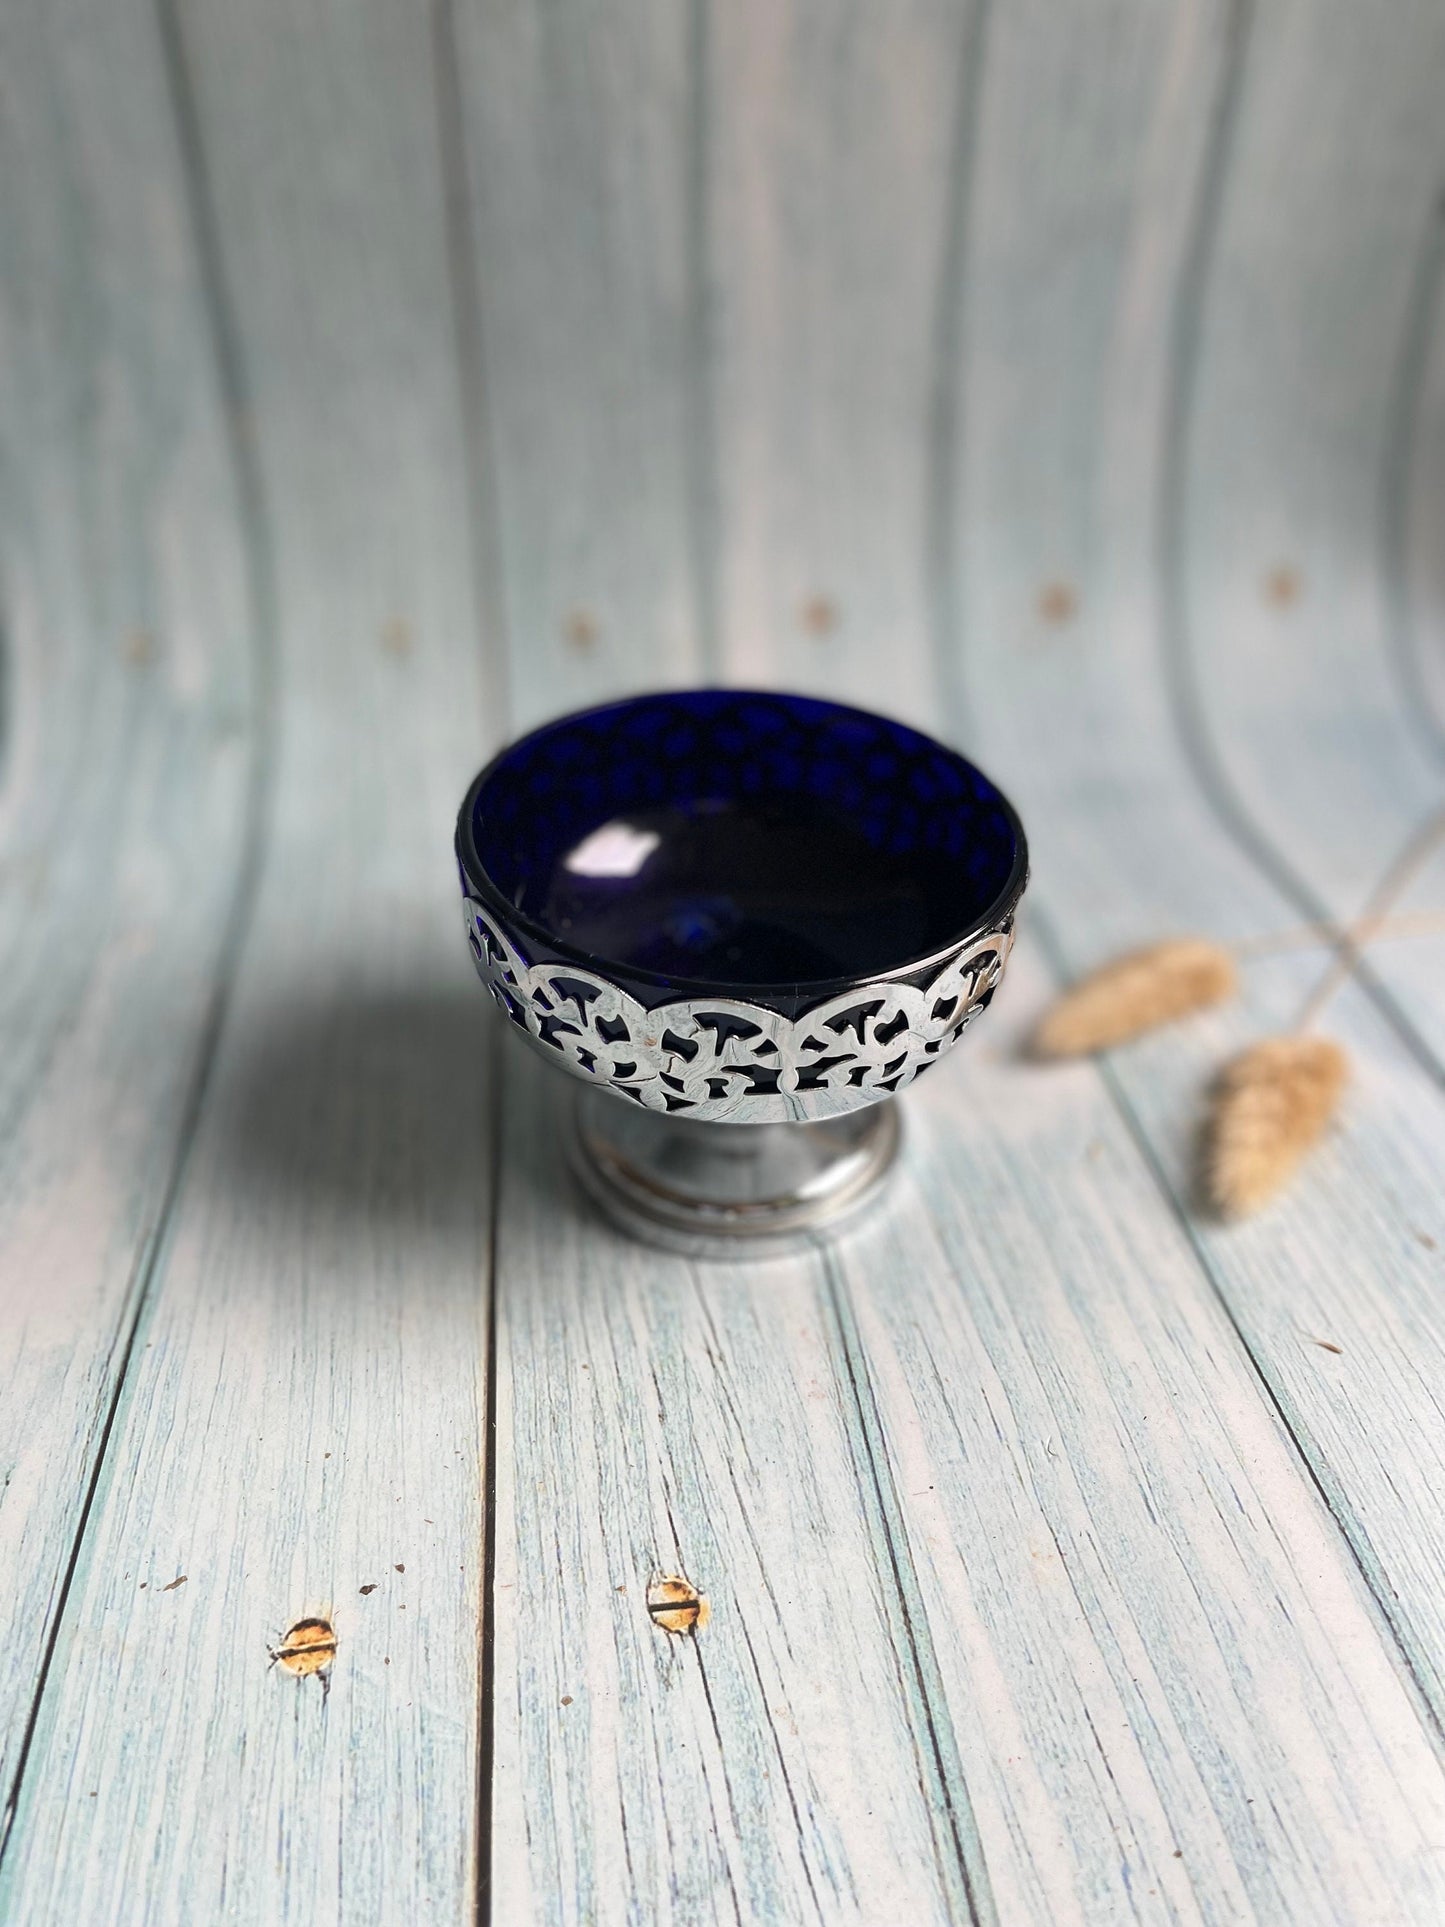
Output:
270,1618,337,1678
646,1572,710,1636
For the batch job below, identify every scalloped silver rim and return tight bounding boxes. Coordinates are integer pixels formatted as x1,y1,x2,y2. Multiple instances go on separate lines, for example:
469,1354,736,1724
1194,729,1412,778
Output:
462,892,1017,1124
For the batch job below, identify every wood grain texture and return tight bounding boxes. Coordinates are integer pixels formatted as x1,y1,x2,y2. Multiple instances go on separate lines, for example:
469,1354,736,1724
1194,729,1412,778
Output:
704,0,971,721
1391,187,1445,760
1162,0,1445,1071
837,945,1445,1924
944,0,1445,1760
449,0,710,723
0,0,495,1918
5,0,1445,1920
489,1039,989,1927
0,0,257,1828
466,11,1011,1907
702,0,1445,1915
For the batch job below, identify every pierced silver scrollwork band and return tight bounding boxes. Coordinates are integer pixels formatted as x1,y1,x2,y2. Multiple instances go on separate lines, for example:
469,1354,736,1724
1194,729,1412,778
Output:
461,893,1015,1124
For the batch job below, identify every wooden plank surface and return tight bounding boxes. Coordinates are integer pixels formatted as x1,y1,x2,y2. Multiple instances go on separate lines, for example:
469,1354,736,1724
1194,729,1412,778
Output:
460,14,1021,1915
0,0,496,1917
836,951,1445,1925
451,0,710,718
698,0,1445,1917
948,0,1445,1754
1393,174,1445,755
3,0,1445,1921
703,0,970,721
0,0,258,1832
487,3,1445,1911
489,1042,987,1927
1163,0,1445,1068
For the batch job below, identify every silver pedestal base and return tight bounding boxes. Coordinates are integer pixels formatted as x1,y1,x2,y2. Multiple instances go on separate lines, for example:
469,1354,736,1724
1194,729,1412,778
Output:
568,1087,901,1258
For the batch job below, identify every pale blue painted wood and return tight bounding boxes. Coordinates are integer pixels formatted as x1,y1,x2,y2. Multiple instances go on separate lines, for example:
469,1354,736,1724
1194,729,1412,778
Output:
837,946,1445,1923
450,0,710,724
3,0,1445,1921
488,1041,982,1926
0,0,495,1918
702,0,971,722
1167,0,1445,1069
455,10,1020,1915
0,0,257,1833
700,0,1445,1915
1393,200,1445,758
940,0,1445,1756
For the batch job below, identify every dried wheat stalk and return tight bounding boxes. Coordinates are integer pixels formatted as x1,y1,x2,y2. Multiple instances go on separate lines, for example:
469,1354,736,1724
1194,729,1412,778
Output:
1032,938,1237,1057
1207,1037,1348,1217
1028,806,1443,1210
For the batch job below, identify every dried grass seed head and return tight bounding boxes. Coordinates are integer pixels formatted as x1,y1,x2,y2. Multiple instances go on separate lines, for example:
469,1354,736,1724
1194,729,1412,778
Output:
1207,1035,1348,1217
1033,938,1238,1058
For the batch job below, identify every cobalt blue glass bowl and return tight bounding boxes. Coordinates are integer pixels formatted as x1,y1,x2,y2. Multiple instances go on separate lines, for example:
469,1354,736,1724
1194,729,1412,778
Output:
456,689,1026,1248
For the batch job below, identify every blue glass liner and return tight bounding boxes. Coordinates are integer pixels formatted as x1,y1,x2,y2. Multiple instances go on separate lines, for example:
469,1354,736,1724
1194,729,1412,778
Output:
456,689,1026,1023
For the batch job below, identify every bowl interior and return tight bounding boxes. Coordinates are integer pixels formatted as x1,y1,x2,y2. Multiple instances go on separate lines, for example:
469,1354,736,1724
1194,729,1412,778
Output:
464,690,1022,990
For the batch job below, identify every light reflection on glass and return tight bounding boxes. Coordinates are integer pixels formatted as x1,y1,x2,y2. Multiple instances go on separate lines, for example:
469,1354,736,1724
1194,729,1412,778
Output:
562,821,661,879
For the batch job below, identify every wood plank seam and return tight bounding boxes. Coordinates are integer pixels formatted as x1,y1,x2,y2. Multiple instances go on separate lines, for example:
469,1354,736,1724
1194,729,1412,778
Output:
819,1249,998,1927
476,1044,504,1927
1381,185,1445,769
433,0,515,741
926,0,994,746
683,0,721,682
431,19,518,1919
434,13,526,1913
